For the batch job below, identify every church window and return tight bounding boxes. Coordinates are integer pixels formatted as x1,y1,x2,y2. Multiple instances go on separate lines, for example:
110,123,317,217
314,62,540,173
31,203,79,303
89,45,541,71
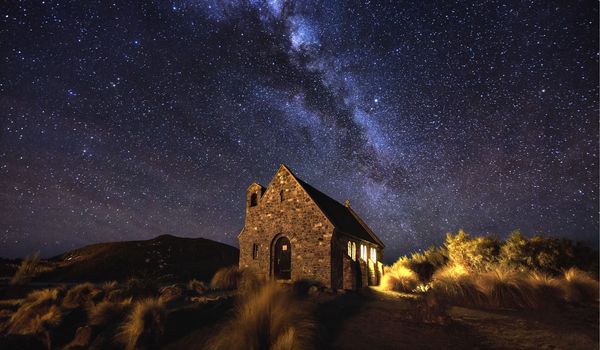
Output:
360,244,367,261
252,243,259,259
352,242,356,261
370,247,377,262
347,241,352,257
280,190,285,202
250,193,257,207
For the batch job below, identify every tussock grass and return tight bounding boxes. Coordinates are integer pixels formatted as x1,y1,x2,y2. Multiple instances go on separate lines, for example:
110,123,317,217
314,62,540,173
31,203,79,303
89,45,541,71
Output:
10,252,41,286
88,299,132,326
428,265,598,310
4,288,63,347
62,282,101,309
381,263,420,293
561,267,599,303
187,279,208,295
211,266,264,293
159,284,183,303
117,298,166,350
208,282,313,350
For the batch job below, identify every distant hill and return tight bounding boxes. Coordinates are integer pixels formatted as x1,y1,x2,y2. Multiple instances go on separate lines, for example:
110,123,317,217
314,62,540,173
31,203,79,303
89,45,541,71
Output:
35,234,239,282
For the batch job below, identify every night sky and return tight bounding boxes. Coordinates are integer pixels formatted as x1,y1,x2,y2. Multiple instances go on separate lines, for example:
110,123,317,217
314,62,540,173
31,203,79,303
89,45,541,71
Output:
1,1,598,260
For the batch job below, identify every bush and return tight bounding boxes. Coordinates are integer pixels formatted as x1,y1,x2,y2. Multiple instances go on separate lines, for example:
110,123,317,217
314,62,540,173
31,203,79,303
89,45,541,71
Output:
10,252,41,286
208,283,313,350
117,298,165,350
445,230,500,272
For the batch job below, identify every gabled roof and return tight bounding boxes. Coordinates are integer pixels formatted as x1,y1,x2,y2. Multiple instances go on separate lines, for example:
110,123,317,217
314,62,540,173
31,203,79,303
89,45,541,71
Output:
283,165,385,248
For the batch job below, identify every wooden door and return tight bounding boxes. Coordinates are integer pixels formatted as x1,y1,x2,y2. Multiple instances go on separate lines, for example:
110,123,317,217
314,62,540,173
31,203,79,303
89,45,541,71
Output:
274,237,291,280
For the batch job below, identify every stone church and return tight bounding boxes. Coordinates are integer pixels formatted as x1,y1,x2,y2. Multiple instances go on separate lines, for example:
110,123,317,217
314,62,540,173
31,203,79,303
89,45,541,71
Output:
238,165,385,290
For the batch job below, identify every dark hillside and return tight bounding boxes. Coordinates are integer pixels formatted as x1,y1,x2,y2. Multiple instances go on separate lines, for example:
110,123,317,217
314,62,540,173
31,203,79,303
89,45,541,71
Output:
35,234,238,282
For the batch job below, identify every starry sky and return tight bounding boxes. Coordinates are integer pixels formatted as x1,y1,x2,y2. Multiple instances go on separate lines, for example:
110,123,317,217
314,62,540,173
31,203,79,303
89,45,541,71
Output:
1,0,598,260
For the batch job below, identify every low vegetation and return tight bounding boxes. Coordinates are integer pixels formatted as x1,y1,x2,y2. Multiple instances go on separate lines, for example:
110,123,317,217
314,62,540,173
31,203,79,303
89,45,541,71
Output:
383,230,599,310
9,252,41,286
208,282,314,350
117,298,166,350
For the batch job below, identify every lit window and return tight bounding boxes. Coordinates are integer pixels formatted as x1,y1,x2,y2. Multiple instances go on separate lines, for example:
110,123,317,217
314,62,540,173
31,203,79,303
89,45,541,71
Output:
252,243,259,259
360,244,367,261
347,241,352,257
370,247,376,261
352,242,356,261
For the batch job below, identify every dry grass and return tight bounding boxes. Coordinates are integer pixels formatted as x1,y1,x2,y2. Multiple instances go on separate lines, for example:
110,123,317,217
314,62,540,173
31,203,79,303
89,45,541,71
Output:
62,282,101,309
561,267,599,303
10,252,41,286
117,297,166,350
428,265,599,310
210,266,264,293
381,263,420,293
88,299,132,326
187,279,208,295
159,285,183,303
3,288,63,349
208,282,313,350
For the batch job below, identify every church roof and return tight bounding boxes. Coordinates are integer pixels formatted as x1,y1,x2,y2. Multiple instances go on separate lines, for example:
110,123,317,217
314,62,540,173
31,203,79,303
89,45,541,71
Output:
285,166,385,248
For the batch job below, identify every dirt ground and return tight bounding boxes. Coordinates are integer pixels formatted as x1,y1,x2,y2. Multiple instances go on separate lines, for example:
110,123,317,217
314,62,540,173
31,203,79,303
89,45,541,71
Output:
318,288,599,350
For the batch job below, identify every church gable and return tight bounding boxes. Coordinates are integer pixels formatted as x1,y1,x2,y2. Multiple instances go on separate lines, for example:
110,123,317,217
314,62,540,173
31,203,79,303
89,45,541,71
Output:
239,164,384,289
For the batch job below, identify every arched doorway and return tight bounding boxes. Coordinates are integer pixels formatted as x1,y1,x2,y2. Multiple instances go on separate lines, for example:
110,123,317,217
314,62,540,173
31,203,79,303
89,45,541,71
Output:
273,236,291,280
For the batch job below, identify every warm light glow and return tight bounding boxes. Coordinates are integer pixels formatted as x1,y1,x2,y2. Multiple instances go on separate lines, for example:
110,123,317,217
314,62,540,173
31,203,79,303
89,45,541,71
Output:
360,244,367,261
370,247,377,261
352,242,356,261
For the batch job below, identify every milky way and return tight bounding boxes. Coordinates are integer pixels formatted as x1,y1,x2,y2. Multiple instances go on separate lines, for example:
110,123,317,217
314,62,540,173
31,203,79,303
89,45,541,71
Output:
1,1,598,260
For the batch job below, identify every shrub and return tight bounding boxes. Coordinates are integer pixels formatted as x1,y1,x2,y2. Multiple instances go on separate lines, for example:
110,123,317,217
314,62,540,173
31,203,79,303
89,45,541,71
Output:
10,252,41,286
88,299,132,326
62,283,101,309
445,230,500,272
381,264,419,293
117,298,165,350
187,279,208,295
208,283,313,350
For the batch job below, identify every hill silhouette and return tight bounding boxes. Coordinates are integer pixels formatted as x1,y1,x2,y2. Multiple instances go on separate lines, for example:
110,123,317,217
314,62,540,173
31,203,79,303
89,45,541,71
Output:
35,234,239,282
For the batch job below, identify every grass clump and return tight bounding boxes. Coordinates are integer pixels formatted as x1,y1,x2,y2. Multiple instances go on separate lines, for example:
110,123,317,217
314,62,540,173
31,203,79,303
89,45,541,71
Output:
62,282,101,309
561,267,599,303
10,252,41,286
187,279,208,295
4,288,64,348
117,297,166,350
88,299,132,326
158,284,183,303
381,263,419,293
211,266,263,293
208,282,313,350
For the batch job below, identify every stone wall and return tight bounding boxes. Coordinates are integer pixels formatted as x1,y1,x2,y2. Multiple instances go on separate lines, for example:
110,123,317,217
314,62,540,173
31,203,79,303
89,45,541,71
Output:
239,166,335,288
